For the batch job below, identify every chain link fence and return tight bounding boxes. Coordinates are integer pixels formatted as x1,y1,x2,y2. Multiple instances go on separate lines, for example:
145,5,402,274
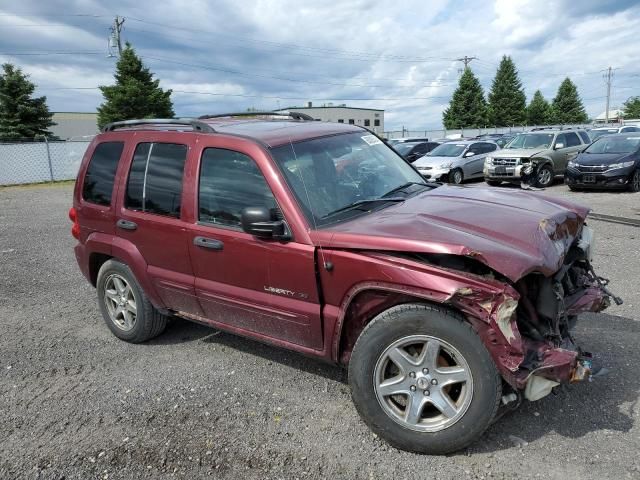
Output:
0,138,93,186
383,124,593,140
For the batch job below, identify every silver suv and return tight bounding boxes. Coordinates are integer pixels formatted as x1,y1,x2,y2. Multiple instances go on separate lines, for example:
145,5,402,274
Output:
484,128,591,187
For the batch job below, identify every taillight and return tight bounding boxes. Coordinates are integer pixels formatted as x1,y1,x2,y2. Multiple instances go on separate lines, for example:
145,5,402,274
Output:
69,207,80,239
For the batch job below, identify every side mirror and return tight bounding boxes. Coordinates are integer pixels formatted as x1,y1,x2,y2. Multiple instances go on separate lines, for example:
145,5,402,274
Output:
554,142,564,150
464,151,475,157
241,207,291,240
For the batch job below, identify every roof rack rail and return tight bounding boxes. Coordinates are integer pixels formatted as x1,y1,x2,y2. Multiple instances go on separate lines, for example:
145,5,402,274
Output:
102,118,216,133
198,111,315,121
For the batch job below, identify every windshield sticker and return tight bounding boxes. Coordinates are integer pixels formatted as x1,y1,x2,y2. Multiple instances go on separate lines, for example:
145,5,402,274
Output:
361,135,382,146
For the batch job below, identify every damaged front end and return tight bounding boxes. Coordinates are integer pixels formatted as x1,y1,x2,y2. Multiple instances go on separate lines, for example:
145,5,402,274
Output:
448,224,621,402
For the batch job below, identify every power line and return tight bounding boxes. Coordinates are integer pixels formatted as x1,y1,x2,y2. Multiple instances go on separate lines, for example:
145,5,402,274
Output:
142,55,457,89
35,85,451,101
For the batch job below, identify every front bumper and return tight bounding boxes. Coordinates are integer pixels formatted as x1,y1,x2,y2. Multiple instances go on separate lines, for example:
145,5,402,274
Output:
484,164,526,181
416,167,450,182
565,166,633,189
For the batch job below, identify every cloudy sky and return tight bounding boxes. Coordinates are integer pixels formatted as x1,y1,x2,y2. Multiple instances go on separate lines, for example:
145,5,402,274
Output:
1,0,639,130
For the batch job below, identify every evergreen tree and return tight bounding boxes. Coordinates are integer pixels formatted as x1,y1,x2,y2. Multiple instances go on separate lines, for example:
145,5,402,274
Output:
98,43,174,129
0,63,55,140
487,55,526,126
442,68,487,129
526,90,551,125
622,96,640,119
550,78,588,124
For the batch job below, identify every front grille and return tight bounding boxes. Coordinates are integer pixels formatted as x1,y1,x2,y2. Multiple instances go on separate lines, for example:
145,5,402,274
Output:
492,158,519,166
577,165,608,173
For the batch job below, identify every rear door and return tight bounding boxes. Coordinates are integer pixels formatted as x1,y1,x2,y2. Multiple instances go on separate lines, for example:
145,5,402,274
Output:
186,145,323,349
463,142,490,178
115,136,203,316
558,132,582,172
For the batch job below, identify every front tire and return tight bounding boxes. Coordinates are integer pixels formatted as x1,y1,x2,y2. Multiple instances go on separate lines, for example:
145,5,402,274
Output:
96,259,168,343
449,168,464,184
348,304,501,454
630,169,640,192
535,164,554,188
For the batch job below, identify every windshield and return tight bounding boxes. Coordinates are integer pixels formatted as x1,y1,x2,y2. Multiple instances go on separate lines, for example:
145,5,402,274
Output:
506,133,554,149
585,136,640,154
270,132,427,227
427,143,466,157
589,129,618,141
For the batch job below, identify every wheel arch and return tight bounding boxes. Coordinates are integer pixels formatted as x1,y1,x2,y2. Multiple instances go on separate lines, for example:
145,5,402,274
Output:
333,285,463,365
85,232,166,309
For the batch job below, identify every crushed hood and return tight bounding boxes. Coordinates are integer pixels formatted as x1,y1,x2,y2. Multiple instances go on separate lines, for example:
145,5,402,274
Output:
311,186,590,282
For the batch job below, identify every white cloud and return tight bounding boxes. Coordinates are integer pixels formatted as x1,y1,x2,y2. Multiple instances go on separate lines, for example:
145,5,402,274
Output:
1,0,639,129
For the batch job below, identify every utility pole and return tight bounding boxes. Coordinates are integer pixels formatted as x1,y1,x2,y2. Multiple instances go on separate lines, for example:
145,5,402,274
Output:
604,66,612,124
108,16,125,57
455,55,477,74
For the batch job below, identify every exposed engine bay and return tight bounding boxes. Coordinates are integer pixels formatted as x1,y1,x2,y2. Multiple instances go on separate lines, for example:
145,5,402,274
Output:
404,223,622,402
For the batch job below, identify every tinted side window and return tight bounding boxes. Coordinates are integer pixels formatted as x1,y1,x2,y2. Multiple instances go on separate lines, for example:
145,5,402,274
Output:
483,143,498,152
82,142,124,206
578,131,591,143
468,143,483,155
125,143,188,218
413,143,428,155
199,148,276,228
554,133,567,148
565,132,581,147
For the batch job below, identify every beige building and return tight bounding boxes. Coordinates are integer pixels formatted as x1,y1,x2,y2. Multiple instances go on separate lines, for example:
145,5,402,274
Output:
275,103,384,134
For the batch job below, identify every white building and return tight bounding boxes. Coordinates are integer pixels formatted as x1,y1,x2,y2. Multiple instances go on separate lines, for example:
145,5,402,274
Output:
275,103,384,134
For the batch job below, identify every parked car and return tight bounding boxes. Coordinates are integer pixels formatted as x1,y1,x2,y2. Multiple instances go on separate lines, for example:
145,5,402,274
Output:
387,137,430,146
588,125,640,141
393,140,442,162
484,128,591,187
565,133,640,191
70,113,616,455
413,140,500,183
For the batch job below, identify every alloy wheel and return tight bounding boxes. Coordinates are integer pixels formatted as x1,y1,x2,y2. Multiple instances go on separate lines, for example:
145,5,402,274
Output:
373,335,473,432
103,274,137,331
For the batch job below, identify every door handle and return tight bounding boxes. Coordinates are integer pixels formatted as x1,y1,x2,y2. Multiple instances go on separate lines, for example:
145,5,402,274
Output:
116,219,137,231
193,236,224,250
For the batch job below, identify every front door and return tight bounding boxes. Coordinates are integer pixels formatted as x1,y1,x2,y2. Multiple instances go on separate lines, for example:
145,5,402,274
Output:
187,146,322,349
116,139,203,316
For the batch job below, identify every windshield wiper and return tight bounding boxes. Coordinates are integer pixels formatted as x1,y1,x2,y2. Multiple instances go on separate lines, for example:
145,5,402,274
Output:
382,182,428,198
321,198,405,219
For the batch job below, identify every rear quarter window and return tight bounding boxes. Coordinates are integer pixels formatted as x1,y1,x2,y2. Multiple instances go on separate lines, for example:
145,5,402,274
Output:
82,142,125,206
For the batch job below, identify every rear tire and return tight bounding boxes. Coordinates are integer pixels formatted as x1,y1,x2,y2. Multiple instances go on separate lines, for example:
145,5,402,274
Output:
630,169,640,192
485,179,501,187
96,259,168,343
348,303,501,454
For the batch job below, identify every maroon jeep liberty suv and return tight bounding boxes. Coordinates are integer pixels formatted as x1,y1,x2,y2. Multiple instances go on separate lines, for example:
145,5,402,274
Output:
70,113,617,454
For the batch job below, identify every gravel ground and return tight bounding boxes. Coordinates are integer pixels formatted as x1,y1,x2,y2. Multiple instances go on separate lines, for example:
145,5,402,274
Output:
0,182,639,480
